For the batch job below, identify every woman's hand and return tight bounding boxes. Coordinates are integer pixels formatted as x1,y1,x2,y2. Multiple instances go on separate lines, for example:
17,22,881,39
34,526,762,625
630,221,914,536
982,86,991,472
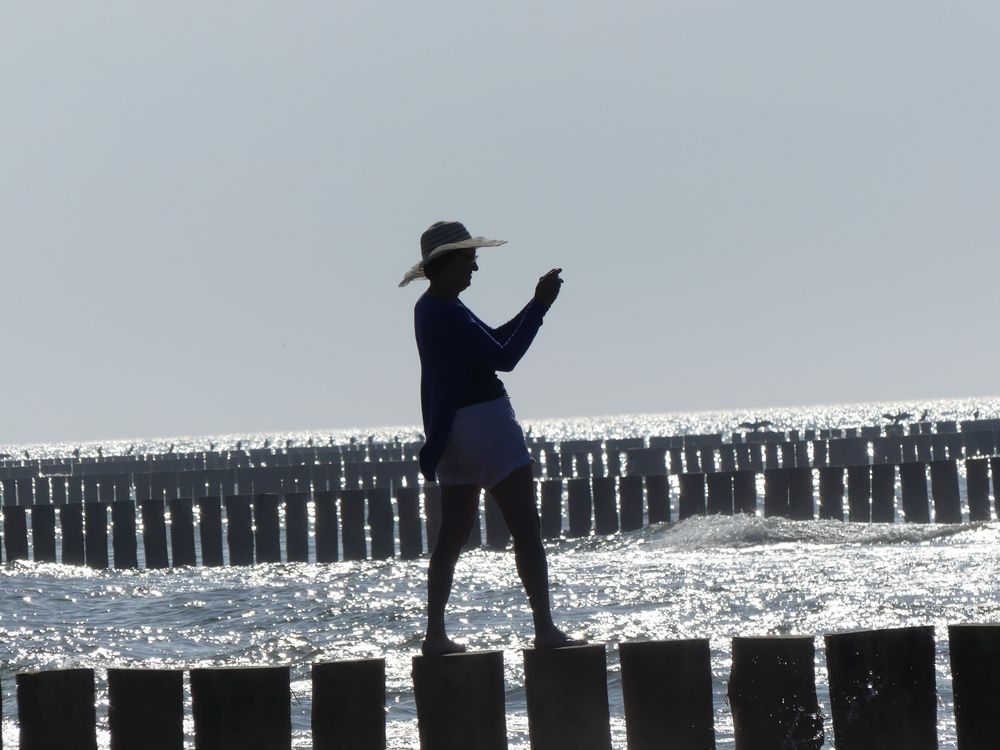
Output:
534,268,563,307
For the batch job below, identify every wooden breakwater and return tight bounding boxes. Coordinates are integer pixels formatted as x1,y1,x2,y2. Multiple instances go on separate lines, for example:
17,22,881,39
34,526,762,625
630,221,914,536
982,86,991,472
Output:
2,418,1000,568
5,623,999,749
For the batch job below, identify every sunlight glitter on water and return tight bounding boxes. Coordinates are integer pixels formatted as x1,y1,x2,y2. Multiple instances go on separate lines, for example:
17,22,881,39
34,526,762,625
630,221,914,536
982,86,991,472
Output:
3,516,999,748
4,397,1000,747
3,395,997,459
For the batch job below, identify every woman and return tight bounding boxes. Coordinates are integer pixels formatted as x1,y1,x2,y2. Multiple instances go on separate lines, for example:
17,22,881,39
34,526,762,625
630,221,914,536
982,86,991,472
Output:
400,220,583,655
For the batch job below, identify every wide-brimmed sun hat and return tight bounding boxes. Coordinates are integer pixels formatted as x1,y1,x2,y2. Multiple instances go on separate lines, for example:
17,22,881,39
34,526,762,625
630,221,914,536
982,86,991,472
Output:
398,220,506,287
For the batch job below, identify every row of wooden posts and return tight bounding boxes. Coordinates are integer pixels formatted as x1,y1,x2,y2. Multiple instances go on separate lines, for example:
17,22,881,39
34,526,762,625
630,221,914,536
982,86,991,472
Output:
1,452,998,568
3,415,997,472
3,420,1000,568
5,420,1000,503
5,623,996,749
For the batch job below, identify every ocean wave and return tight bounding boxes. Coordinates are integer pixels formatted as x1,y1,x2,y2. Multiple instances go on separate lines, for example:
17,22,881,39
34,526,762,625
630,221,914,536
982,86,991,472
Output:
644,514,996,550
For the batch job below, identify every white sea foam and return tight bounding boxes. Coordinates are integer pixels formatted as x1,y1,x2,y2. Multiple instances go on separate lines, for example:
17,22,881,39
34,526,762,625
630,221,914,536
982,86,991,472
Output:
653,514,991,550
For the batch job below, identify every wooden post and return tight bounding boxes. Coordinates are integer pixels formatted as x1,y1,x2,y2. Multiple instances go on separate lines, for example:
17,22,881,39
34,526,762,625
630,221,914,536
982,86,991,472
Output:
284,492,309,563
965,459,992,522
1,478,16,506
197,497,224,567
367,487,395,559
82,476,99,504
111,501,139,569
737,442,764,472
930,460,962,523
645,475,671,523
51,477,67,505
706,472,734,515
133,474,151,502
540,479,563,539
396,487,423,559
312,659,386,750
114,475,131,504
825,626,936,750
812,440,829,467
31,505,57,563
567,478,593,537
169,497,197,567
484,492,511,549
728,635,823,750
592,447,607,478
870,464,895,523
225,496,255,566
763,469,790,518
915,434,933,461
59,504,84,565
846,466,871,523
108,668,183,750
34,477,50,504
592,477,618,534
342,462,360,490
619,639,715,750
899,463,931,523
412,651,507,750
716,444,736,472
314,490,340,563
732,471,757,515
17,668,97,750
948,623,1000,750
764,443,780,470
85,502,109,569
99,475,115,505
340,488,368,560
3,506,29,561
140,499,169,568
788,467,814,520
16,477,35,504
678,474,706,519
252,494,282,564
190,666,291,750
68,477,84,504
523,644,612,750
605,446,623,476
619,476,644,531
818,467,845,521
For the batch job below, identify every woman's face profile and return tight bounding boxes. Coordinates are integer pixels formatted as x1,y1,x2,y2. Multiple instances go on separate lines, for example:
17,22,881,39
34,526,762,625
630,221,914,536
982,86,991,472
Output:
441,250,479,292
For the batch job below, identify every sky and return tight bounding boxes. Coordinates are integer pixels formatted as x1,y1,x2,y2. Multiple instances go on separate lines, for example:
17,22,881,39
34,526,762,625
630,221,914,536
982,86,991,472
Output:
2,2,999,445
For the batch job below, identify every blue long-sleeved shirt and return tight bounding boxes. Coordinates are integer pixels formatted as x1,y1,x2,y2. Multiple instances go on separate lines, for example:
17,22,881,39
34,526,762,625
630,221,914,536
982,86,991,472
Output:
414,293,550,481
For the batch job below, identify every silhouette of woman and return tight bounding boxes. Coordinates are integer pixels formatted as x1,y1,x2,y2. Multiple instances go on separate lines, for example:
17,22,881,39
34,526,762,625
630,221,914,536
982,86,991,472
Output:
401,220,583,655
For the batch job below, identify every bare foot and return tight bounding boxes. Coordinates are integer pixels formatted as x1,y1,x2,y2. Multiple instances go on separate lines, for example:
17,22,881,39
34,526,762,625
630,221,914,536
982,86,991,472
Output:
534,627,587,649
421,634,468,656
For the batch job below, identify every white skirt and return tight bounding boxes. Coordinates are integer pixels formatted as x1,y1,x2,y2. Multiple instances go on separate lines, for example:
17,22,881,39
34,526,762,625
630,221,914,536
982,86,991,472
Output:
435,397,532,490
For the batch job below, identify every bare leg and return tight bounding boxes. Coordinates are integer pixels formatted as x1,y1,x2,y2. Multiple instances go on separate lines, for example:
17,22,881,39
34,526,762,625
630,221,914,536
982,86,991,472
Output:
489,464,585,648
423,484,479,655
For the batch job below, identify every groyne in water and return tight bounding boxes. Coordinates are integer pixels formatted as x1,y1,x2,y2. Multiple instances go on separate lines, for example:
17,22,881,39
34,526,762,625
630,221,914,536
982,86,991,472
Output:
8,623,999,749
2,418,1000,567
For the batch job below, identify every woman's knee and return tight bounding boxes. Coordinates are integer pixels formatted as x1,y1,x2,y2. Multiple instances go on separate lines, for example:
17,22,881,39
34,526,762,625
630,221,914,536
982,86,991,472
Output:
506,504,541,540
430,526,467,563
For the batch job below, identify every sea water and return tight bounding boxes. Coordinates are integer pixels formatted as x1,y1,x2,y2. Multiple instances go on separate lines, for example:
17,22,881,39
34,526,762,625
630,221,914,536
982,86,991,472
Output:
2,397,999,749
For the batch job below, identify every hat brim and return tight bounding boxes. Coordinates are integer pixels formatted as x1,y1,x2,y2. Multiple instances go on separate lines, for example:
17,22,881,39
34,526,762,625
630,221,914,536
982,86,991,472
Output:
398,237,506,287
